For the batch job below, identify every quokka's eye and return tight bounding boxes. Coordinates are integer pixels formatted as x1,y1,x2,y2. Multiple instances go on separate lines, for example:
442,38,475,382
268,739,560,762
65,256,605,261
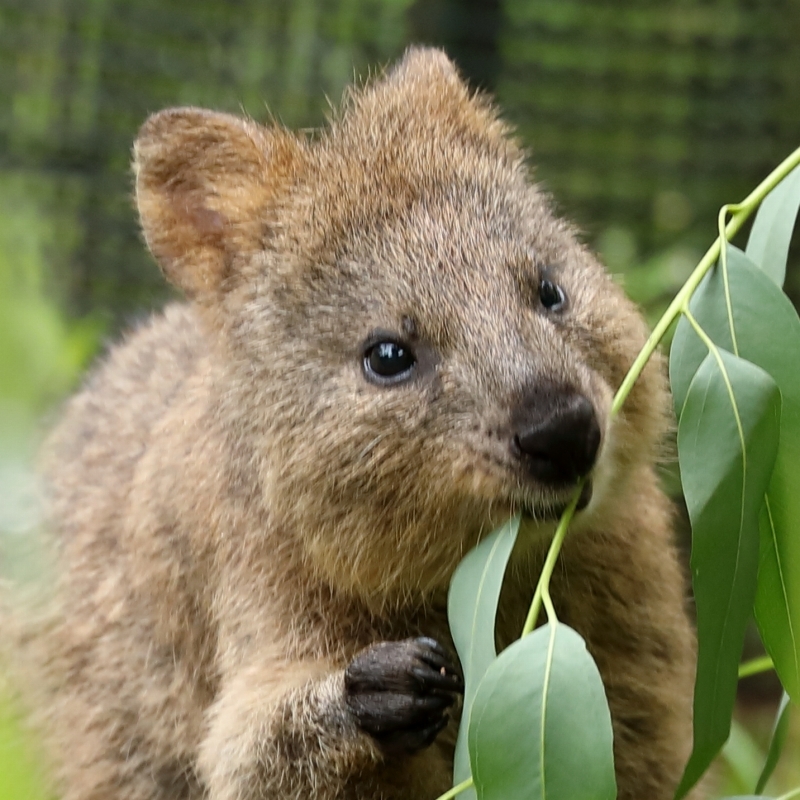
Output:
539,279,566,311
363,340,416,385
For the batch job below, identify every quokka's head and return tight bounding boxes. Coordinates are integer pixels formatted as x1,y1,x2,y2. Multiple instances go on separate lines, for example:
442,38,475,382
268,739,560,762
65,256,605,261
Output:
134,47,669,602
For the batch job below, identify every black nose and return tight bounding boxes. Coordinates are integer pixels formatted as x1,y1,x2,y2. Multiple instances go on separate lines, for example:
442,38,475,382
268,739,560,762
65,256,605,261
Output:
512,393,601,485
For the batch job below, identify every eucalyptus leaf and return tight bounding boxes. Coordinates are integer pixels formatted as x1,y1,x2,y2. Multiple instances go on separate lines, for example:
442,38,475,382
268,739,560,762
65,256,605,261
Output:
745,164,800,287
669,246,763,412
468,622,616,800
754,692,791,794
669,245,800,703
675,349,781,798
669,302,707,419
448,515,521,794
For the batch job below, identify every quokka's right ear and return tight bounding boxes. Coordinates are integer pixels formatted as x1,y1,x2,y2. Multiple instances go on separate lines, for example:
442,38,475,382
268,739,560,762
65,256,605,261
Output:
134,108,304,299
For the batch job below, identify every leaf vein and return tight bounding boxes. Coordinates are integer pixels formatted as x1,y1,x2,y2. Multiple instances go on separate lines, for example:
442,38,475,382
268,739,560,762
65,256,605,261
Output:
539,624,557,800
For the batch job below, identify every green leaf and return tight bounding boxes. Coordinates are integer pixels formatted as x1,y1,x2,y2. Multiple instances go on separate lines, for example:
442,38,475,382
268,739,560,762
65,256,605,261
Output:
468,622,616,800
670,245,800,703
754,692,791,794
675,348,781,798
669,301,708,419
669,246,766,414
745,164,800,287
448,515,521,793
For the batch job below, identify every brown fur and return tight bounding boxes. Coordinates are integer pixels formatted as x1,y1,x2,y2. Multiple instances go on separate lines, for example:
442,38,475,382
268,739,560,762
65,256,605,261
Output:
15,48,696,800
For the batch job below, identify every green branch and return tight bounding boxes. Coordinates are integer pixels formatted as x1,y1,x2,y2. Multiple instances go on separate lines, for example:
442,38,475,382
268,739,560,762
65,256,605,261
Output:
522,486,582,635
436,777,474,800
738,655,774,679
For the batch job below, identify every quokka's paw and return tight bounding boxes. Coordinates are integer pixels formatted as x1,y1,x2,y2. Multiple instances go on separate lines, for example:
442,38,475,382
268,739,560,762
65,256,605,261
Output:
344,637,464,753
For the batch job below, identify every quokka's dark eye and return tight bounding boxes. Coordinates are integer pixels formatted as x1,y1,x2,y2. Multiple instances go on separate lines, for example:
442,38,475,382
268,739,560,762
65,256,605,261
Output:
539,279,566,311
363,340,416,384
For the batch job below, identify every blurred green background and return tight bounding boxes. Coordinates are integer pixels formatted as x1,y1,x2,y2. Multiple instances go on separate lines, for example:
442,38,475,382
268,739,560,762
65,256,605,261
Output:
0,0,798,797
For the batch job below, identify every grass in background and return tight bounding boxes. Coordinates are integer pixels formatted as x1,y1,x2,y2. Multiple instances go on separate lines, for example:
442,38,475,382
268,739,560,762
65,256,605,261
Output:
0,170,102,800
0,676,50,800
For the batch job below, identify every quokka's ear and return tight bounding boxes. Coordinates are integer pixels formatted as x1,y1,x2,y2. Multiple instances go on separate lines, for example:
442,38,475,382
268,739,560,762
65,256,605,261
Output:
134,108,303,298
384,46,463,90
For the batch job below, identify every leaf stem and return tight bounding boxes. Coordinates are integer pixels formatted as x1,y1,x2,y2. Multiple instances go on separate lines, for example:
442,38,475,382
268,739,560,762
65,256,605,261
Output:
435,777,474,800
738,654,775,679
522,485,583,636
682,309,721,363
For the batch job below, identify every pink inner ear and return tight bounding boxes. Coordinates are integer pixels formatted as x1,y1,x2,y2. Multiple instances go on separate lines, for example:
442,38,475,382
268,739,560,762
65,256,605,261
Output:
188,204,226,238
171,186,228,250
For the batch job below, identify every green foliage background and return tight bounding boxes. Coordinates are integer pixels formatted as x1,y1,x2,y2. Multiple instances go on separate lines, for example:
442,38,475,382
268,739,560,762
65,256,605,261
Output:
0,0,798,797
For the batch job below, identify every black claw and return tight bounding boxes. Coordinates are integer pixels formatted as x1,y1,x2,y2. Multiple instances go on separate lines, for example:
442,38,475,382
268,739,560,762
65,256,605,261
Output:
412,638,463,682
415,636,449,658
413,693,453,713
417,715,450,749
414,639,451,667
410,666,463,693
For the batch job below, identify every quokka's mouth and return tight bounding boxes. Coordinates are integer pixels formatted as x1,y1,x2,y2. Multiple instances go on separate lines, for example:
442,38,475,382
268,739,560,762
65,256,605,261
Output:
520,480,593,522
